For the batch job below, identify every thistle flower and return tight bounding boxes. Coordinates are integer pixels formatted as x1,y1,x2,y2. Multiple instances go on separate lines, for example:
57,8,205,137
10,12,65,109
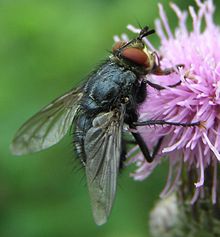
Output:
128,0,220,204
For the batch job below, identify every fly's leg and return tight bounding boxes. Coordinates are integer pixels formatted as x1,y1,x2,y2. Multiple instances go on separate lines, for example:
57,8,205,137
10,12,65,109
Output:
131,131,152,162
151,136,164,159
148,53,184,90
122,132,159,164
146,80,181,91
152,51,184,76
153,64,184,76
131,131,164,162
120,139,127,169
131,119,203,162
134,120,202,128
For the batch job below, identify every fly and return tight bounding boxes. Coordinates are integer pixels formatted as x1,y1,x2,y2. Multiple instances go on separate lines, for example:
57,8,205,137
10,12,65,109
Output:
11,26,202,225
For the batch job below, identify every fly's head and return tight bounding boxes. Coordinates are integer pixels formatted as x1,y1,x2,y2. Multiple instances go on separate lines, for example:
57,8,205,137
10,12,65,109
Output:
111,26,156,75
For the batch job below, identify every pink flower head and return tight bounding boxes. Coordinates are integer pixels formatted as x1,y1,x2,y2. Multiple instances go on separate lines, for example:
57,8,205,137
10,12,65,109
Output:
128,0,220,203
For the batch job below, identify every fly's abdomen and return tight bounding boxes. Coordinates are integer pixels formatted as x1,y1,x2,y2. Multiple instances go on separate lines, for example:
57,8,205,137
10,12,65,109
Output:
74,113,93,164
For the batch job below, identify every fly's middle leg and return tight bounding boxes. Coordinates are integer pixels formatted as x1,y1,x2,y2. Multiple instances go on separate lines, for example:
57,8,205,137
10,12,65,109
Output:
130,129,164,163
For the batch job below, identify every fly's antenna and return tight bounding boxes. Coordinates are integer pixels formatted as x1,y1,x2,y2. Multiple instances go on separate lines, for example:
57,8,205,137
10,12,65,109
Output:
137,26,155,40
124,26,155,47
113,26,155,56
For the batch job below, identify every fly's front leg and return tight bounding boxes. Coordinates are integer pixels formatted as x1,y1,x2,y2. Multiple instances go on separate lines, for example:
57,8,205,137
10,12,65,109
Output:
152,51,184,76
153,64,184,76
146,79,181,91
148,54,184,90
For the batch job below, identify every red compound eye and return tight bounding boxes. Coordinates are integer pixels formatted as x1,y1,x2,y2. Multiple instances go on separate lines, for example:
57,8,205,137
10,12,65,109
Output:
121,47,148,66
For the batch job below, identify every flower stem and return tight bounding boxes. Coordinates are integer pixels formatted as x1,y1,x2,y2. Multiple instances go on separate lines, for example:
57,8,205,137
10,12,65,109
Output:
150,165,220,237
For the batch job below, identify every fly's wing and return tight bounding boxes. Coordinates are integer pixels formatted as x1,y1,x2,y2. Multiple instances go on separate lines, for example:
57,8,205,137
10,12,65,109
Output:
11,87,83,155
84,106,125,225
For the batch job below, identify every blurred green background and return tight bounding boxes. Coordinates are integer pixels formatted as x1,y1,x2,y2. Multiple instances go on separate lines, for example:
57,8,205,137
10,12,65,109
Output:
1,0,219,236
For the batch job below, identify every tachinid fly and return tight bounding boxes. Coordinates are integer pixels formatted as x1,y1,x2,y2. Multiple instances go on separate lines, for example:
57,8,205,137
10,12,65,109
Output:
11,26,201,225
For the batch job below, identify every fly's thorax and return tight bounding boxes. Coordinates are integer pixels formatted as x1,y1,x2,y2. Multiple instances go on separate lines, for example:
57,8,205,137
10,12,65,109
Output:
111,39,156,76
80,61,138,112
